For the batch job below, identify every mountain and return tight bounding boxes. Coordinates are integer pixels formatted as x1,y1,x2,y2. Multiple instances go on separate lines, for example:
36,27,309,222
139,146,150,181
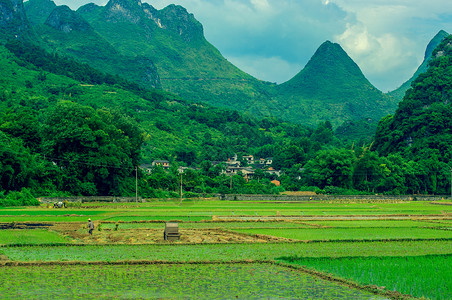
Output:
23,0,56,24
0,37,332,195
274,41,396,126
21,0,395,129
375,34,452,160
0,0,35,41
389,30,449,101
45,5,92,32
76,0,270,111
26,0,267,110
27,0,161,89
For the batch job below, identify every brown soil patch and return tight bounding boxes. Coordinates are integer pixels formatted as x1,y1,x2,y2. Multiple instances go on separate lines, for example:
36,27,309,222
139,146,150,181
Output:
49,222,289,244
0,254,9,261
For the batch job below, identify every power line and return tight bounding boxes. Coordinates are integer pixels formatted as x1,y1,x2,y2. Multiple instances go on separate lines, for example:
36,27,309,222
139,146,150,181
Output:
38,154,135,171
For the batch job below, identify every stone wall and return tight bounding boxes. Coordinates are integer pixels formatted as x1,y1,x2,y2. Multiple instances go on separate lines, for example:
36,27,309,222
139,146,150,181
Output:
219,194,449,202
38,196,143,203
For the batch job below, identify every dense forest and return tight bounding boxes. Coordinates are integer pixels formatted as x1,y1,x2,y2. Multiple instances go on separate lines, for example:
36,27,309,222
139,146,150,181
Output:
1,34,452,204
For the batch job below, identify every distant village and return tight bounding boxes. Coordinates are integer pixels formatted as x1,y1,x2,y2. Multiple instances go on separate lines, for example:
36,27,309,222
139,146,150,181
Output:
142,154,281,182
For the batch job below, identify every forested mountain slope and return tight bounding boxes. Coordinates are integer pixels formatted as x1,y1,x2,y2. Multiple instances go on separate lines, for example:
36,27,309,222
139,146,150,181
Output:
388,30,449,101
274,41,396,126
0,39,336,195
0,0,36,41
1,0,451,197
26,0,271,113
23,0,396,128
375,34,452,162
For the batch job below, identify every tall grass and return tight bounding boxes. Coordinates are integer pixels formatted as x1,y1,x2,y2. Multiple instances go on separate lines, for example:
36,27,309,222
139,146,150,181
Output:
0,230,72,245
280,255,452,300
0,263,381,299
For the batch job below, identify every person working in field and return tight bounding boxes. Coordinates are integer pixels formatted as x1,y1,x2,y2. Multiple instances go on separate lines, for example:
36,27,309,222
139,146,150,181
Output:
88,218,94,235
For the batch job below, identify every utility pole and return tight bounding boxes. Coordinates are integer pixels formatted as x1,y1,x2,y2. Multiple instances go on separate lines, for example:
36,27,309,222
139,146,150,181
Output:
135,166,138,203
180,172,183,204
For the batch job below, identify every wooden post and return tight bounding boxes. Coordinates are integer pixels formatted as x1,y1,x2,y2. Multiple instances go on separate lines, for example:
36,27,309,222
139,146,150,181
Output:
135,166,138,203
180,173,183,204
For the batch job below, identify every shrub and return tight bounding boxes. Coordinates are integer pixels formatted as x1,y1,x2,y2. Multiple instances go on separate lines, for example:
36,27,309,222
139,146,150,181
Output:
322,186,369,195
0,188,39,207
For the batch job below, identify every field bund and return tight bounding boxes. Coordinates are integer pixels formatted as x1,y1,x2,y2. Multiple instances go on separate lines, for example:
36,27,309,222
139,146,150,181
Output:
0,199,451,299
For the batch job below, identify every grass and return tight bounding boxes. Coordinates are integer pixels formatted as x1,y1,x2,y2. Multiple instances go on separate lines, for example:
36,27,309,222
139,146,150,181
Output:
279,255,452,300
0,210,108,216
0,263,384,299
0,216,98,222
2,199,452,298
0,229,72,245
303,219,452,228
232,227,452,241
3,240,452,262
1,200,450,221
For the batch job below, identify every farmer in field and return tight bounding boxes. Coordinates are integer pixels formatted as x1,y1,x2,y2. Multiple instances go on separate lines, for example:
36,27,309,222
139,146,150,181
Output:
88,218,94,235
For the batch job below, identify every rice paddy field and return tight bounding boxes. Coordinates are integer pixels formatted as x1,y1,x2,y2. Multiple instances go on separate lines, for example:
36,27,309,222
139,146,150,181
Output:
1,198,451,299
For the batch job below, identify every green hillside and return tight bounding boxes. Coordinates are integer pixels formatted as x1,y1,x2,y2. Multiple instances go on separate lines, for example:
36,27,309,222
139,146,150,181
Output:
23,0,56,24
1,39,341,196
275,41,396,127
0,0,36,42
76,0,271,112
1,25,451,197
374,34,452,194
388,30,449,101
27,0,161,89
23,0,395,129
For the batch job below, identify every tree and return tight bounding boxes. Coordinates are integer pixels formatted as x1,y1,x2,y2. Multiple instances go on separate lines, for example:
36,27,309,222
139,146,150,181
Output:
272,144,307,170
40,101,144,196
353,147,390,193
303,148,355,189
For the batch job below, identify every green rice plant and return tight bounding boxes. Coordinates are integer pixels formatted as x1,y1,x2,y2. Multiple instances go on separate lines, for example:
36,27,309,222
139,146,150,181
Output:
0,229,72,245
303,220,449,228
0,263,384,299
231,227,452,241
279,255,452,300
0,210,108,216
0,216,101,222
3,240,452,262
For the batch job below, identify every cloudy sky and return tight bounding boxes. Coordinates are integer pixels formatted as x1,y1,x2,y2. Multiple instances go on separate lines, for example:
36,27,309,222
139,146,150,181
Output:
54,0,452,92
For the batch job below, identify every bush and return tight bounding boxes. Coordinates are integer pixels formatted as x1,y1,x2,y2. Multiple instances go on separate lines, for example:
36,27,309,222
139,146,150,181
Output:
183,191,200,198
65,201,82,208
0,188,40,207
321,186,369,195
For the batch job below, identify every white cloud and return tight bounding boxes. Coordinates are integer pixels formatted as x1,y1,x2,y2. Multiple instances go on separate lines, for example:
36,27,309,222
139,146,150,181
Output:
329,0,452,90
250,0,271,12
335,23,419,91
54,0,452,91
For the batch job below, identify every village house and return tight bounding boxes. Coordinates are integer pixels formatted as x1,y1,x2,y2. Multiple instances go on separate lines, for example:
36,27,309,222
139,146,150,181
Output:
242,155,254,165
139,164,153,174
221,154,279,179
151,160,170,170
144,154,279,180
